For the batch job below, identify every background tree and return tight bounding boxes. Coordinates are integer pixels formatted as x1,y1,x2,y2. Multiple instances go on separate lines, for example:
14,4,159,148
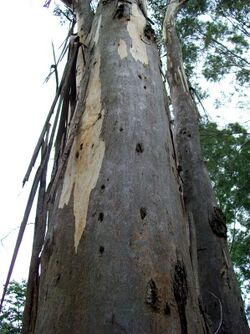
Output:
0,281,26,334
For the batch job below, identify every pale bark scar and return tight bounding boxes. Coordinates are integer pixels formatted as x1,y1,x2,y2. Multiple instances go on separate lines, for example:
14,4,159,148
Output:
118,39,128,59
59,52,105,253
127,4,148,64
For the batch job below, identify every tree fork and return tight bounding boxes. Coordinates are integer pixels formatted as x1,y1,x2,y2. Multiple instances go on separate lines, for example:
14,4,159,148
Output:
164,0,249,333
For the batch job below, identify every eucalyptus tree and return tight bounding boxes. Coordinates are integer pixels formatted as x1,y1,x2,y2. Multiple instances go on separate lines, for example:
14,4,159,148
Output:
1,0,248,333
0,281,26,334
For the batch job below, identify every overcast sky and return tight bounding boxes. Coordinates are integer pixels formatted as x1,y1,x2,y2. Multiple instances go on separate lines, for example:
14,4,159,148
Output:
0,0,249,296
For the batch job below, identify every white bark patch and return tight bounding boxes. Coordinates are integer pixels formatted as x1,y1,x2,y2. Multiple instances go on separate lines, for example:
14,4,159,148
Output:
117,39,128,59
76,50,85,96
59,53,105,253
127,4,148,65
94,15,102,44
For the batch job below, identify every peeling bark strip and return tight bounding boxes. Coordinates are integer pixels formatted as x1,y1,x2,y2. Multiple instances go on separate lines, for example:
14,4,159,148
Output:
164,0,249,333
59,52,105,252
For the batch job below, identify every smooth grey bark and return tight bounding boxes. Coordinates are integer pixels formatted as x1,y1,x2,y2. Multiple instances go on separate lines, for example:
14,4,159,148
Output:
28,0,210,333
164,1,249,333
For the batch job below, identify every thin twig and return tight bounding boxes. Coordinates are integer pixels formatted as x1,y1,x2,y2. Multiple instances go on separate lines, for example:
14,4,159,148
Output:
0,223,34,246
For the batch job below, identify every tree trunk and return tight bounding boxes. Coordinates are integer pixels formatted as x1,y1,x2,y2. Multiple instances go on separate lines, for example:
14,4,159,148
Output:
164,1,249,333
24,0,212,333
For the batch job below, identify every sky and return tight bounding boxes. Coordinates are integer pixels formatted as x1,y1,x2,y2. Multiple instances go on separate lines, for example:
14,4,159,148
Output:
0,0,249,297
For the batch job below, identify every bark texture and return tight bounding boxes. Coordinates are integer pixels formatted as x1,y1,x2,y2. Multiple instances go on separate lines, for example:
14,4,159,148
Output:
164,1,249,333
25,0,212,333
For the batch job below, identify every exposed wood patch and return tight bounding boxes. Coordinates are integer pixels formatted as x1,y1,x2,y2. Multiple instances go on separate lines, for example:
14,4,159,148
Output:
127,4,148,64
59,52,105,252
118,39,128,59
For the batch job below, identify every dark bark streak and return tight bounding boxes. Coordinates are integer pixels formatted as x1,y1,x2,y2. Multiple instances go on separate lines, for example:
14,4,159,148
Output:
22,142,48,334
173,261,188,334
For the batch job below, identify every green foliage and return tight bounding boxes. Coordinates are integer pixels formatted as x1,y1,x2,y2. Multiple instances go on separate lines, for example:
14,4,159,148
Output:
200,121,250,311
0,281,26,334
